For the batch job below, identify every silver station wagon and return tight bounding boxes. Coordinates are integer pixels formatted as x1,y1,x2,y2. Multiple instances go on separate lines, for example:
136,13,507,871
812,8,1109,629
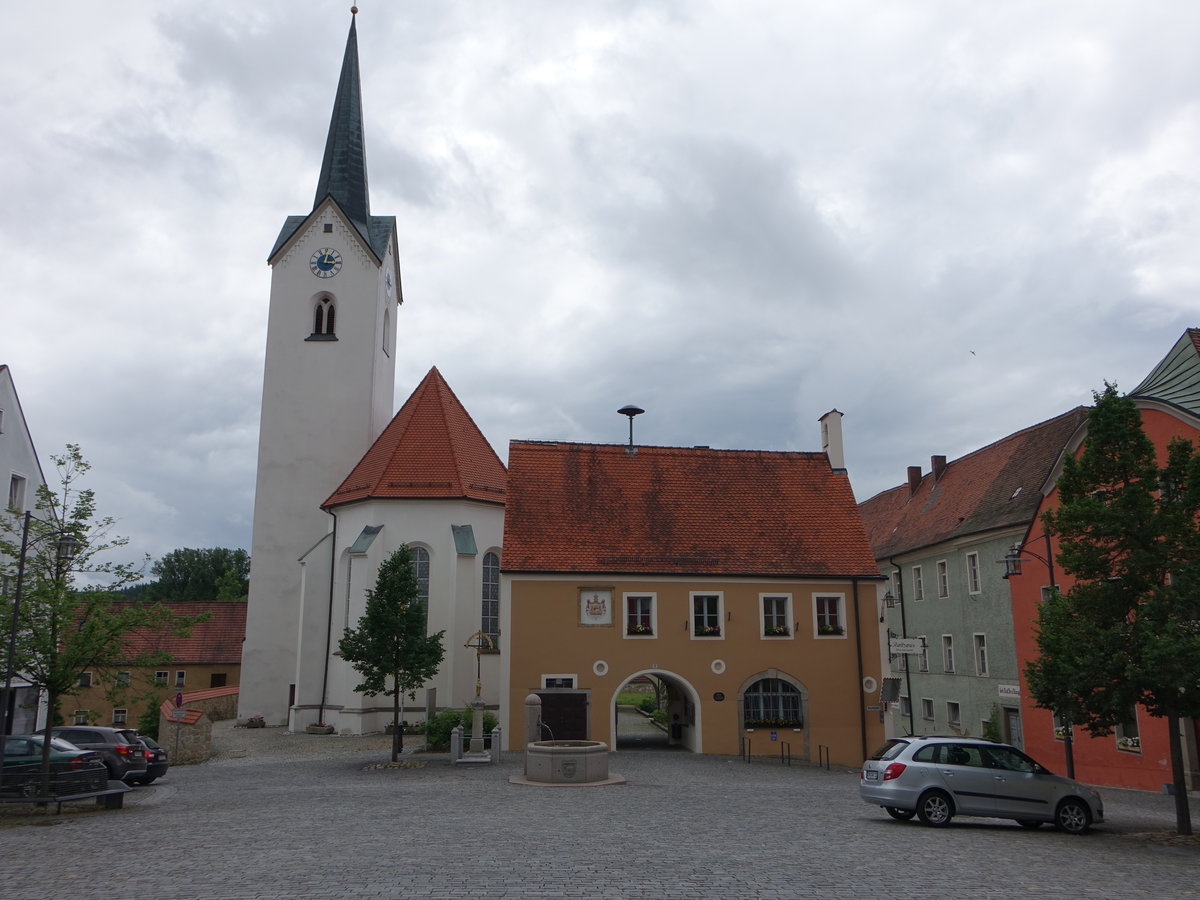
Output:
860,735,1103,834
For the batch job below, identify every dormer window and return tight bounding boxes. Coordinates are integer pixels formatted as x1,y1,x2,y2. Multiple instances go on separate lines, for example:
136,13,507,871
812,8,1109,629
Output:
307,297,338,341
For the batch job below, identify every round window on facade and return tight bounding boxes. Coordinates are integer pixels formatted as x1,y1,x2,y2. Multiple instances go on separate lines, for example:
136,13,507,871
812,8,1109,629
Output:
711,659,726,675
862,676,878,694
593,660,609,677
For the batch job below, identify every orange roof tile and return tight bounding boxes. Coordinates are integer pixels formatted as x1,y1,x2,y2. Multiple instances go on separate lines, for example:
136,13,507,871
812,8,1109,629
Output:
113,601,246,664
503,441,881,578
858,408,1088,559
325,367,507,508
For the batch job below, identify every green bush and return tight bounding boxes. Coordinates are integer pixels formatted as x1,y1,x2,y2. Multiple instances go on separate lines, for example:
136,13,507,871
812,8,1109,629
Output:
424,707,499,750
137,706,160,740
651,709,668,726
637,696,659,714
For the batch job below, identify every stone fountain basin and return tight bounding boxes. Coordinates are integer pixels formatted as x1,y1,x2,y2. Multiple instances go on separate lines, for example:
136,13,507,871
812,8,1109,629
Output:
524,740,611,784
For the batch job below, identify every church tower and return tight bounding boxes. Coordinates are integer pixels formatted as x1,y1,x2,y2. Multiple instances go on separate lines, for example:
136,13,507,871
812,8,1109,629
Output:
240,10,400,725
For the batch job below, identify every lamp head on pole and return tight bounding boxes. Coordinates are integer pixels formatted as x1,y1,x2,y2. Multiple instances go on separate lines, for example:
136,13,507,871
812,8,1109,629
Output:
618,405,645,452
1002,545,1023,578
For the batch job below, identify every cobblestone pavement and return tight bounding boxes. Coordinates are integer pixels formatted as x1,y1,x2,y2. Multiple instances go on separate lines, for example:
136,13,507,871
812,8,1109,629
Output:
3,720,1199,899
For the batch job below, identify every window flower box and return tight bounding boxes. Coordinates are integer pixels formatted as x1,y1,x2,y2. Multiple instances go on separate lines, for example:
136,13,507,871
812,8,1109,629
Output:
1117,736,1141,751
627,624,654,636
763,625,790,637
817,624,844,636
695,624,721,637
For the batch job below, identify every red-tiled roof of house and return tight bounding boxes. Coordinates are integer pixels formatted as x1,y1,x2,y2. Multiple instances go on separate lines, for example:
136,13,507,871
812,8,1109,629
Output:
324,366,507,508
114,601,246,664
503,441,881,578
858,408,1088,560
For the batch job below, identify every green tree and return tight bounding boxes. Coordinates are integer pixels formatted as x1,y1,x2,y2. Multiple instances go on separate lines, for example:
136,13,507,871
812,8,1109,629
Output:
147,547,250,603
1026,384,1200,834
338,546,445,761
1,445,202,795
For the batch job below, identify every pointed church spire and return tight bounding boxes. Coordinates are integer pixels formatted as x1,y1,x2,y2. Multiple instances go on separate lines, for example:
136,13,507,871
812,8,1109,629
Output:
314,7,370,226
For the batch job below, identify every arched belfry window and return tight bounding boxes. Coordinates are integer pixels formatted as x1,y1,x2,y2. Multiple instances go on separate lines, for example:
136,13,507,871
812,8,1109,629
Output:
481,551,500,644
307,297,337,341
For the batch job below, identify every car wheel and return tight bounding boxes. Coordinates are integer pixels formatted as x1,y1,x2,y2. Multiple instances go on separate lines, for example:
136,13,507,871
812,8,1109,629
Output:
1055,798,1092,835
916,790,954,827
1016,820,1043,830
885,806,916,821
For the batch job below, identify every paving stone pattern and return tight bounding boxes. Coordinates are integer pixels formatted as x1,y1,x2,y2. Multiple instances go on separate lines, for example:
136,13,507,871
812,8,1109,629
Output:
3,719,1199,899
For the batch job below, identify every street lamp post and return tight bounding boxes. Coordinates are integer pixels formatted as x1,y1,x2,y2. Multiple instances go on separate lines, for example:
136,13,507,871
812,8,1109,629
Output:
1002,533,1074,778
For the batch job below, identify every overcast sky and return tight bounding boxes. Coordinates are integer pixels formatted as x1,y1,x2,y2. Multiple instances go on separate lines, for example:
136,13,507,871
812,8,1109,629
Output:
4,1,1199,570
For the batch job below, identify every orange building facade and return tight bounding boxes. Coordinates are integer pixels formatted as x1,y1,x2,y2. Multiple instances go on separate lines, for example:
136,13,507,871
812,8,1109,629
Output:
500,433,886,766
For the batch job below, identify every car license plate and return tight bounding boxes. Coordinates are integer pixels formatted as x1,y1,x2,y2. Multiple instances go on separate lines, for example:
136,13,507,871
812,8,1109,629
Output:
865,770,879,780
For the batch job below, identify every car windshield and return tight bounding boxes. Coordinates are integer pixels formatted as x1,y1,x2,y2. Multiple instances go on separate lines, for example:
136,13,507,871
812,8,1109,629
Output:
867,739,909,761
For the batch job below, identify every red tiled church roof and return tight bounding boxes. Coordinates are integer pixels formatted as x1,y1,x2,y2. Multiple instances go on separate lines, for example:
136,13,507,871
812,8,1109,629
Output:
324,367,507,508
503,441,881,578
858,408,1088,560
114,601,246,664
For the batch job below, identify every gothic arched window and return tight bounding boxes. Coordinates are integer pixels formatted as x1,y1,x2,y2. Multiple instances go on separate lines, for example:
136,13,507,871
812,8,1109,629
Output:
409,545,430,612
481,551,500,643
311,297,336,338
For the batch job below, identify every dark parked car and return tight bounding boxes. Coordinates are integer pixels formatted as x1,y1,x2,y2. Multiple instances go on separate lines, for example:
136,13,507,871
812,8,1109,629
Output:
50,726,148,783
2,735,108,798
860,735,1103,834
118,730,168,784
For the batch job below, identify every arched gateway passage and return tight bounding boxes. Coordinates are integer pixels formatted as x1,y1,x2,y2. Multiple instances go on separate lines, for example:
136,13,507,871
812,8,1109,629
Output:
610,669,701,752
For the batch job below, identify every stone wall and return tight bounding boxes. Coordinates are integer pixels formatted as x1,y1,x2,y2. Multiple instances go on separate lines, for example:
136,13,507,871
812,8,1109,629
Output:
156,686,239,765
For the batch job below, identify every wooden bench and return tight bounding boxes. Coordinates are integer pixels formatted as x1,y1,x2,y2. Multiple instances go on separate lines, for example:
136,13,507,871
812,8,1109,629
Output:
0,780,131,813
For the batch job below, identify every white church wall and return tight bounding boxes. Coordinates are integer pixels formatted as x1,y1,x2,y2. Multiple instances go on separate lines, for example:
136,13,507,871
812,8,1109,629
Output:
296,497,504,734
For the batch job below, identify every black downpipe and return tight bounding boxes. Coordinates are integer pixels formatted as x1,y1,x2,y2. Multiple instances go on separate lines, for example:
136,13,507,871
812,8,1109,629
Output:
318,509,339,727
851,576,868,762
888,557,915,736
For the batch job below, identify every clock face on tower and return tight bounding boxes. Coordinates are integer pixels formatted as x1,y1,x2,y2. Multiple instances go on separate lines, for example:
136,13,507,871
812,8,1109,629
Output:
310,248,343,278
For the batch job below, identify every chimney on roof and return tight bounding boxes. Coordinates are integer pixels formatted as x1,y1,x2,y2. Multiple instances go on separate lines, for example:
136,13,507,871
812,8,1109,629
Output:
819,409,846,472
931,455,947,481
907,466,922,496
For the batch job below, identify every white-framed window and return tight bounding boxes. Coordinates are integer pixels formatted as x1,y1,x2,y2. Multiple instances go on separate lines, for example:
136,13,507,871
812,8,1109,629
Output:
0,408,5,433
1039,586,1055,603
899,696,911,717
541,674,576,689
891,570,902,598
966,552,981,594
761,594,791,638
917,636,929,672
112,708,127,726
912,565,924,601
78,672,92,688
8,474,26,511
691,593,723,638
1116,708,1141,752
813,594,845,637
936,560,949,598
481,551,500,642
410,545,431,612
973,633,988,676
154,670,169,685
921,697,934,721
116,671,131,687
175,670,186,688
947,701,961,727
625,593,656,637
72,710,88,725
942,634,955,673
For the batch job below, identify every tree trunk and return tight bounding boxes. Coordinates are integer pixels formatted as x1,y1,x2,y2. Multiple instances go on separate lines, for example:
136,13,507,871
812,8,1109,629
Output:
391,689,401,762
39,687,56,798
1168,712,1193,835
